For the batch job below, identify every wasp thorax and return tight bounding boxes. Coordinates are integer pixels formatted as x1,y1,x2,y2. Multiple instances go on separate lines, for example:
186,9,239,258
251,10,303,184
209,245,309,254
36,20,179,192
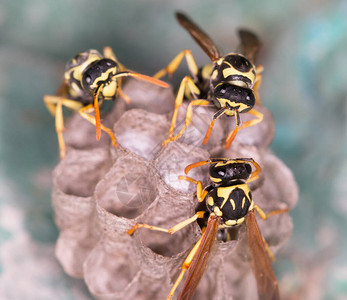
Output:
214,83,255,112
82,58,118,93
224,54,254,73
209,162,252,184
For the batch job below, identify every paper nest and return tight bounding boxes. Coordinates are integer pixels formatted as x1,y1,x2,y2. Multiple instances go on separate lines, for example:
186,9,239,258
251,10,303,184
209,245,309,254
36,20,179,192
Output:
52,79,298,300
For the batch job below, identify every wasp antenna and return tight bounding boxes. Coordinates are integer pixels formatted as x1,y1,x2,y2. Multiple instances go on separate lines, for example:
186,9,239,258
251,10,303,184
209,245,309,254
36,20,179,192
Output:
112,71,170,88
184,159,230,174
93,84,104,141
184,160,209,174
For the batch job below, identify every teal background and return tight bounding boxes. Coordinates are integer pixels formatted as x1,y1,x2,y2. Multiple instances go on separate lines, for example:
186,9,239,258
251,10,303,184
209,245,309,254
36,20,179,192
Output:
0,0,346,299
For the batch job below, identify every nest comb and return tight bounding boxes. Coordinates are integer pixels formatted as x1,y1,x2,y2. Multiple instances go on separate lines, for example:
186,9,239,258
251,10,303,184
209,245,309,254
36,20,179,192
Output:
52,79,298,300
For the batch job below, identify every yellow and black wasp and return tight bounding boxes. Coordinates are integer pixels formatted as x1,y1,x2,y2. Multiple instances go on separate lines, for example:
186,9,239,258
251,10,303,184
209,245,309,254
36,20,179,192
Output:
128,158,288,300
155,12,264,148
44,47,169,159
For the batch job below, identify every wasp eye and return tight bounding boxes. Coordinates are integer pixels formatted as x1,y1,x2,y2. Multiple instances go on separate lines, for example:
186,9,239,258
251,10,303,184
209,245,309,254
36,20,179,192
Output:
106,61,112,67
220,88,226,94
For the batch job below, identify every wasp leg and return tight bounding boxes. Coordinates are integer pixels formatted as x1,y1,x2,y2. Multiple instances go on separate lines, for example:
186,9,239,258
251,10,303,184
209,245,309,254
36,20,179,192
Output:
224,110,240,149
246,159,261,183
162,76,203,145
202,106,228,145
154,49,199,80
43,95,83,159
103,46,117,62
178,176,207,203
127,211,205,236
167,235,203,300
163,98,211,145
253,65,264,105
78,104,117,147
224,108,264,149
117,85,131,104
254,204,290,260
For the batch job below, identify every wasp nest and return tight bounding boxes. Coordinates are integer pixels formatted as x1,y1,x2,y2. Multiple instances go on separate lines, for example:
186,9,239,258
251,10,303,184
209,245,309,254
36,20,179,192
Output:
52,79,298,300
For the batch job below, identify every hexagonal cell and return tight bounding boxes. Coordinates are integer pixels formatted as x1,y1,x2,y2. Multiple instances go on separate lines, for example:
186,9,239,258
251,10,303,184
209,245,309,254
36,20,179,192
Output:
114,109,170,160
170,102,226,149
55,223,98,278
95,152,158,219
64,112,115,151
131,193,199,259
154,142,210,193
84,237,140,297
54,148,112,197
120,78,175,114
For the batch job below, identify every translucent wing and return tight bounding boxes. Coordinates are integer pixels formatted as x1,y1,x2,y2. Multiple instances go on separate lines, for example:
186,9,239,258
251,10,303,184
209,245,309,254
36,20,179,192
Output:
178,214,221,300
245,209,280,300
176,12,221,61
237,28,262,65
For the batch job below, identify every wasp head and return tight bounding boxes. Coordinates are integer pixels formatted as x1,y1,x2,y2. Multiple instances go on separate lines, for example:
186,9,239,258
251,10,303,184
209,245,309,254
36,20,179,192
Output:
82,58,118,96
213,83,255,113
209,160,252,184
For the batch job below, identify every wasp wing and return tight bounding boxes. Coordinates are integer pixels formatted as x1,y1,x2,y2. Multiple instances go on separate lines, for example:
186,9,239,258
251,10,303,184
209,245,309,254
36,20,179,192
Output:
236,29,262,65
176,12,221,61
178,214,220,300
245,209,280,300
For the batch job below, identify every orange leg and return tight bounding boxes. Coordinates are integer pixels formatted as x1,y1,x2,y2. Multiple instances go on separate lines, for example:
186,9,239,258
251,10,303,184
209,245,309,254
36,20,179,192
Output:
162,98,211,146
162,75,201,143
127,211,205,236
202,106,228,145
254,203,290,261
117,85,131,104
253,64,264,105
167,235,203,300
178,176,208,203
78,104,117,147
225,108,263,149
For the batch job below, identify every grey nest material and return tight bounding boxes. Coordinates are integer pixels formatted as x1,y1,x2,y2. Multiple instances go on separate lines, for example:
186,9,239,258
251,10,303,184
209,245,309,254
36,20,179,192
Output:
52,79,298,300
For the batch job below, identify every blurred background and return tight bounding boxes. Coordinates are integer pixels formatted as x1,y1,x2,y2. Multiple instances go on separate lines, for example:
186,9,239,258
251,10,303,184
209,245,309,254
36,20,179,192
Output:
0,0,346,299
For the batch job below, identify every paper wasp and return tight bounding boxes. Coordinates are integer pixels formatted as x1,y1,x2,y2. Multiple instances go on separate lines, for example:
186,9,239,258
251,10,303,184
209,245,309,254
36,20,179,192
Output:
155,12,264,148
128,158,288,300
44,47,169,159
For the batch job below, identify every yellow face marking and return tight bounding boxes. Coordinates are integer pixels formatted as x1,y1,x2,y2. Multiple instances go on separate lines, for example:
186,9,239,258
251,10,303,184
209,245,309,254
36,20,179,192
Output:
90,68,117,90
208,196,214,207
215,99,250,114
214,206,223,217
102,81,118,98
242,197,246,209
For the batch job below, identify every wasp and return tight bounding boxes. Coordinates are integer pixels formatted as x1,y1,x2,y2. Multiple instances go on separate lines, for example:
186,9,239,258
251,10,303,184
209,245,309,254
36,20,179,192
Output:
44,47,169,159
128,158,289,300
155,12,264,148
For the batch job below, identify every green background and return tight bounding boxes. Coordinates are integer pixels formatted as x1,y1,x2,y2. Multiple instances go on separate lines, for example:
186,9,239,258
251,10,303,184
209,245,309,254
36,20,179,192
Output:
0,0,346,299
